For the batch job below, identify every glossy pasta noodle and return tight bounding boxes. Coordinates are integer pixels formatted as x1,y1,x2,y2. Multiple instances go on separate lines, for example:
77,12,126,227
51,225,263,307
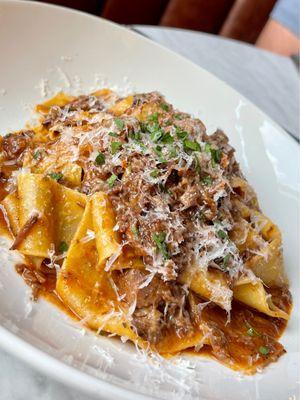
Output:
0,89,292,374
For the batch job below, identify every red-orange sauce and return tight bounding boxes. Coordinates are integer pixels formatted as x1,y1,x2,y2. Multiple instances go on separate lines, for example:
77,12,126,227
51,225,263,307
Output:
0,208,292,374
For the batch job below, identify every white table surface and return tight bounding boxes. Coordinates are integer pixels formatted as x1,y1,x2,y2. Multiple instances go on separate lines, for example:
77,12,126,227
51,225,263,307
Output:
0,25,299,400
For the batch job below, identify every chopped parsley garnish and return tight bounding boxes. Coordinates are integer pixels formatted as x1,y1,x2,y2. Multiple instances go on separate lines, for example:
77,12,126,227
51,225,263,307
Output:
140,122,148,133
168,146,177,158
247,328,255,337
259,346,270,356
247,326,260,337
114,118,124,130
184,139,201,152
194,154,201,175
150,129,163,142
174,114,183,120
222,254,231,268
107,173,117,188
150,126,174,145
159,103,169,112
161,132,174,144
201,175,213,185
58,241,68,253
111,141,122,154
147,120,160,134
217,229,228,240
152,232,169,259
150,169,159,178
138,142,147,152
204,143,222,166
204,143,212,153
175,127,188,140
48,172,63,181
33,150,41,160
129,131,142,141
148,112,158,123
95,152,105,165
131,225,139,237
154,146,167,163
211,148,222,164
109,131,119,138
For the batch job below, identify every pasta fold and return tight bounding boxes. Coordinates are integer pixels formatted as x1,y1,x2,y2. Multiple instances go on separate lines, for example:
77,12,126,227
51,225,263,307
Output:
56,198,139,341
1,192,20,235
17,173,55,257
91,192,121,267
233,277,289,320
1,173,86,257
179,267,232,312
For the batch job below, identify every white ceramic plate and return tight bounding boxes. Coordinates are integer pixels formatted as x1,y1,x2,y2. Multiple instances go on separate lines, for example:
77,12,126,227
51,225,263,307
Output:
0,1,299,399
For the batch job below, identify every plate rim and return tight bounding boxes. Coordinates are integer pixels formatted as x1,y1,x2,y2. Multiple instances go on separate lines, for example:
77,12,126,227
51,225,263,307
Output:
0,324,157,400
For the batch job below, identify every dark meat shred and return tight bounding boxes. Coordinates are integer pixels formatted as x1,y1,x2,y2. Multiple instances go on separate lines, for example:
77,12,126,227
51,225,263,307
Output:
116,269,193,344
2,130,33,160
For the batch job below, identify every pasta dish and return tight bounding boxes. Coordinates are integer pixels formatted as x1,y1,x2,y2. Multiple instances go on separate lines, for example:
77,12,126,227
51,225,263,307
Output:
0,89,292,373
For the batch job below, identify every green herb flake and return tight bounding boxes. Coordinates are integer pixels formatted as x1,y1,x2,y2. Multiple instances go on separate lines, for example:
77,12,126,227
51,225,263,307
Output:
211,148,222,164
175,127,188,140
111,141,122,155
140,122,148,133
246,323,261,337
131,225,139,237
174,114,183,120
247,327,260,337
109,131,119,138
138,142,147,153
247,327,255,337
147,121,160,134
161,132,174,144
114,118,124,130
48,172,63,181
222,254,231,268
168,146,177,158
107,173,117,188
159,103,169,112
152,232,169,259
148,112,158,123
154,146,167,163
204,143,222,166
194,154,201,175
204,143,212,153
33,150,41,160
184,139,201,152
150,169,159,178
58,241,68,253
129,131,142,142
217,229,228,240
150,129,163,143
95,152,105,165
201,175,213,185
259,346,270,356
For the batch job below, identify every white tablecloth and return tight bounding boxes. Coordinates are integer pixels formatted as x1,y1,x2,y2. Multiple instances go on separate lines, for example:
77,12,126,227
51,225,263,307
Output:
1,25,299,400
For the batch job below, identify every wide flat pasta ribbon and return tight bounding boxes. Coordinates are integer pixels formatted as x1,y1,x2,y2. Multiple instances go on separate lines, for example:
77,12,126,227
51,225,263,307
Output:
179,267,233,312
233,276,289,320
230,199,288,287
1,173,86,258
56,197,140,341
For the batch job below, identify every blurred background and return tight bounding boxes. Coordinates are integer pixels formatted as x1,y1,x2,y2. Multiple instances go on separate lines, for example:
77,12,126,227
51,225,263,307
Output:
27,0,299,55
31,0,299,56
